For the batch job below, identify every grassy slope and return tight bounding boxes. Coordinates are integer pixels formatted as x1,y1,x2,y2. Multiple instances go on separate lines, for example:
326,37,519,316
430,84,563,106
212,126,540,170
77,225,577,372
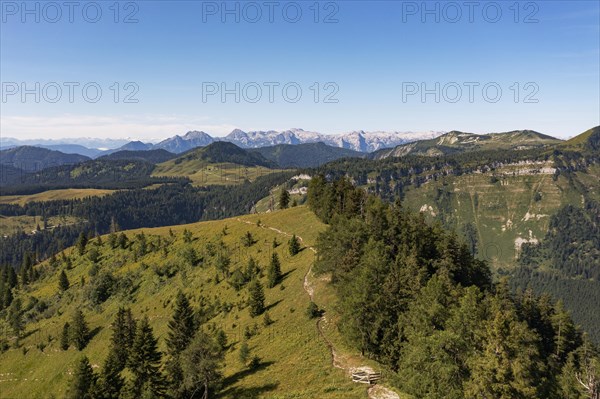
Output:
0,188,115,206
152,161,280,186
400,163,598,269
0,207,368,399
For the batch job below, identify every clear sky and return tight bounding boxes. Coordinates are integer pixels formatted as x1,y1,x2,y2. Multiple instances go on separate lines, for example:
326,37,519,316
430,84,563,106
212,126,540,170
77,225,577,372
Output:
1,0,599,140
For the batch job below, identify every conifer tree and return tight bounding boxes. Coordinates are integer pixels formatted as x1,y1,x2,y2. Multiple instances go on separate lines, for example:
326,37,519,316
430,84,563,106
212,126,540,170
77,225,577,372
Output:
288,234,300,256
108,232,117,249
70,309,90,351
247,279,265,317
76,232,88,256
96,351,125,399
266,253,282,288
66,356,96,399
465,298,542,398
279,189,290,209
110,307,136,369
60,322,70,350
165,291,198,398
244,257,260,281
8,298,23,339
167,291,197,356
128,316,165,397
58,270,70,292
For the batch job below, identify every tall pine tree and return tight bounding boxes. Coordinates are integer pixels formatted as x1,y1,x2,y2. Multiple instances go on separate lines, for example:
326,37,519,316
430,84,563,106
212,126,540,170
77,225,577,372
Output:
166,291,197,355
288,234,300,256
58,270,70,292
166,291,197,398
128,316,165,397
66,356,96,399
266,253,282,288
247,279,265,317
70,309,90,351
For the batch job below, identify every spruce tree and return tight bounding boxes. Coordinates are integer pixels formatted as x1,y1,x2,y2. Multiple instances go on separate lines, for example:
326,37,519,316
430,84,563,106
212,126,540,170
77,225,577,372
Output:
70,309,90,351
165,292,197,398
66,356,96,399
166,291,197,356
76,232,88,256
97,351,125,399
247,279,265,317
60,322,70,350
279,189,290,209
288,234,300,256
244,257,260,281
110,307,136,369
58,270,70,292
8,298,23,339
266,253,282,288
128,316,165,397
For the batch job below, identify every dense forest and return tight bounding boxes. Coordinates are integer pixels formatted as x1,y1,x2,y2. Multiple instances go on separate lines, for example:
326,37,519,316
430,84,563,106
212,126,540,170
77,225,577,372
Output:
0,159,185,195
308,175,600,398
514,201,600,343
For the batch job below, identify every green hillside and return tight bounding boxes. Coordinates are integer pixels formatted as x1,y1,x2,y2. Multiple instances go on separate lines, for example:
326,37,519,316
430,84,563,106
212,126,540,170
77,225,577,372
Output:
0,207,399,399
153,142,282,185
562,126,600,150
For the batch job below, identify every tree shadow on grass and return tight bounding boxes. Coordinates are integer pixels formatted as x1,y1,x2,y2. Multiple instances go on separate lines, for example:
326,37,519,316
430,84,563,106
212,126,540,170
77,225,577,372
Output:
264,299,283,312
88,326,102,341
221,360,275,388
280,268,296,282
21,327,40,340
219,360,278,398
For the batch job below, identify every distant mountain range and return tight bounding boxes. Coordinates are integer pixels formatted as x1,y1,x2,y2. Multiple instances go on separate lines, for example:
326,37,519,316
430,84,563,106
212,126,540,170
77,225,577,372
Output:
1,128,444,156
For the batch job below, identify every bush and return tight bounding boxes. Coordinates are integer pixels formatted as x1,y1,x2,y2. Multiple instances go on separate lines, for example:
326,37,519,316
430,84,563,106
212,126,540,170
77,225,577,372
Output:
306,301,321,319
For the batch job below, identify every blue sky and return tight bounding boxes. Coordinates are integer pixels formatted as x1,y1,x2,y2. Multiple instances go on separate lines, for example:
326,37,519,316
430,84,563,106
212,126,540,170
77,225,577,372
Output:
1,0,599,140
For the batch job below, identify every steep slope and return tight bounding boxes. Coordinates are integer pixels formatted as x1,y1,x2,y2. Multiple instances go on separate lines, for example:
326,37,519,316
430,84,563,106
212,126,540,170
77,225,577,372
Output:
0,146,90,172
561,125,600,150
250,142,364,168
98,149,176,164
373,130,562,159
0,207,370,399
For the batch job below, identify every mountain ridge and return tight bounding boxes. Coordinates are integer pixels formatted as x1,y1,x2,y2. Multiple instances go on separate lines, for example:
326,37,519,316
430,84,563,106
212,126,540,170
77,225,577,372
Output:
372,129,563,159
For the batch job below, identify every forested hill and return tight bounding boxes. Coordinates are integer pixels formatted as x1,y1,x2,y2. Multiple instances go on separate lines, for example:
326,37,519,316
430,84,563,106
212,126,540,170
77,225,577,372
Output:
0,146,91,172
307,175,600,398
172,141,276,168
250,142,364,168
98,149,176,164
0,159,184,196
